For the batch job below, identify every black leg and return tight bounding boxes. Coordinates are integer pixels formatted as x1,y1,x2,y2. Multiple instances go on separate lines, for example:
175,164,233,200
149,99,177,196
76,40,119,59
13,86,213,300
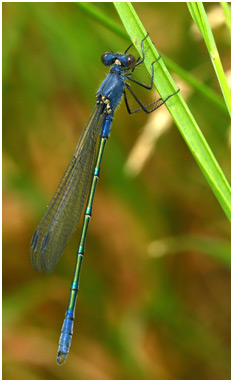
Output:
124,31,151,57
124,84,180,114
125,32,161,85
124,90,132,114
134,32,149,67
126,33,150,76
124,89,164,114
130,56,142,74
124,43,133,54
127,54,161,90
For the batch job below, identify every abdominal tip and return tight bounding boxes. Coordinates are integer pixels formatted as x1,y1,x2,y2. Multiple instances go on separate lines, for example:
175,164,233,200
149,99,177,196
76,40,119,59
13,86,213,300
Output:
56,351,67,365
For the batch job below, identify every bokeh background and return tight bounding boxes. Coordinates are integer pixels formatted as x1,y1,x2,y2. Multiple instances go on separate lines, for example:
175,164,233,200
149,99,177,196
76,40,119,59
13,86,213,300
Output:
3,2,231,380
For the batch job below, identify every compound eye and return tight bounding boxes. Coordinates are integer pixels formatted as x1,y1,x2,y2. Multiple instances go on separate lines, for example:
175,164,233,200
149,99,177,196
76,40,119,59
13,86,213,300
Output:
126,54,136,68
101,52,110,65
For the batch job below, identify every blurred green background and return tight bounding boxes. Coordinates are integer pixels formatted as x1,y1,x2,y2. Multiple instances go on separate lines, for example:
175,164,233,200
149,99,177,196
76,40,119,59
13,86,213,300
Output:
3,2,230,380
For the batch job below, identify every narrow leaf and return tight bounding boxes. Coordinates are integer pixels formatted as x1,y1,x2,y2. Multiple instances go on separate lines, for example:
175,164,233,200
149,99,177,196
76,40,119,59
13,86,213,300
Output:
114,2,231,221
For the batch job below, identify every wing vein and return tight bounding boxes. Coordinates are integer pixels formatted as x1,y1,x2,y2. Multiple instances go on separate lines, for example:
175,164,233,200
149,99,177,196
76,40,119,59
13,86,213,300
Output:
30,104,105,273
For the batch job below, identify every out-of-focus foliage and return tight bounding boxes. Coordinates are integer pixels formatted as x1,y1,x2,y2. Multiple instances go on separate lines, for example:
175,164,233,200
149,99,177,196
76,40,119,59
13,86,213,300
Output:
3,3,230,380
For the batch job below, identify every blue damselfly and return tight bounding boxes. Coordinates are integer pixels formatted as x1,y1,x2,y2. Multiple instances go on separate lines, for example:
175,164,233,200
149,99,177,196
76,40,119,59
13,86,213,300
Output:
30,33,179,364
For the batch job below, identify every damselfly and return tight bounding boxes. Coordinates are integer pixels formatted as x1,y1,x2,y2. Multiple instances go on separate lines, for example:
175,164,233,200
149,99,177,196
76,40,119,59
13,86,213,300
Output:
30,33,179,365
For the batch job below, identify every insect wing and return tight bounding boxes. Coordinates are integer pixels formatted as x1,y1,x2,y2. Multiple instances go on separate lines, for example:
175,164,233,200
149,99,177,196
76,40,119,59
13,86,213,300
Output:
30,104,105,274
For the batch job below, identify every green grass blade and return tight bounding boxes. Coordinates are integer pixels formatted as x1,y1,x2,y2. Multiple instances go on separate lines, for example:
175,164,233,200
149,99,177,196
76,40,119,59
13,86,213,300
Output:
221,2,231,31
114,2,231,221
187,2,231,116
